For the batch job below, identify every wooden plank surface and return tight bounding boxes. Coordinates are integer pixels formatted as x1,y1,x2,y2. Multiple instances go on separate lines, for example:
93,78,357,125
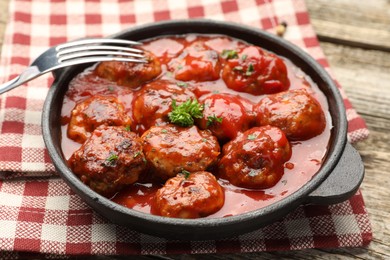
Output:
307,1,390,259
307,0,390,52
0,0,8,51
0,0,389,259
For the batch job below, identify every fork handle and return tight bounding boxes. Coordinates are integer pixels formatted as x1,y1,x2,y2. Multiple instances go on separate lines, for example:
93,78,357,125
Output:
0,66,42,94
0,76,24,94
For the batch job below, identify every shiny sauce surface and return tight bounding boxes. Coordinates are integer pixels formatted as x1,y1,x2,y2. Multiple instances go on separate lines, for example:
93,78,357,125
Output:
61,34,331,218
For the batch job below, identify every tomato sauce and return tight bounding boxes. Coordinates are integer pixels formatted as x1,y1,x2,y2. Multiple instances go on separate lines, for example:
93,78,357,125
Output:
61,34,331,218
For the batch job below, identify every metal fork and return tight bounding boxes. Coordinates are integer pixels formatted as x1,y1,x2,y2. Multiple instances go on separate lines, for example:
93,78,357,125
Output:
0,38,145,94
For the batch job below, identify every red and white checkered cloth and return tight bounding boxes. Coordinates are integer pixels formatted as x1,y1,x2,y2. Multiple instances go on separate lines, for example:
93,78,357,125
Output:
0,0,372,257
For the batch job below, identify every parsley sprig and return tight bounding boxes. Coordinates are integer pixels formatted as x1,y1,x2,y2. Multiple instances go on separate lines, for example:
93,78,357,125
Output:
206,114,223,127
181,170,191,179
221,49,239,60
168,98,204,127
246,63,255,76
103,153,119,167
247,134,257,140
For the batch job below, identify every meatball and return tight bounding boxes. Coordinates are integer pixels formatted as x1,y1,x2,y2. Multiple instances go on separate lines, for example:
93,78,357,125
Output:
141,124,220,181
68,125,146,197
218,126,291,189
221,46,290,95
255,89,326,140
67,95,132,143
197,93,252,142
94,50,161,88
131,80,197,133
168,41,222,82
153,171,224,218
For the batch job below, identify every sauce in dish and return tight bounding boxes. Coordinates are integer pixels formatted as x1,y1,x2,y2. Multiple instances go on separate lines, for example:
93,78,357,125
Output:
61,34,331,219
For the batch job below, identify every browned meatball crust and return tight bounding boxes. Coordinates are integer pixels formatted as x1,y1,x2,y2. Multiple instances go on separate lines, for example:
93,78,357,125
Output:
168,41,222,82
197,93,252,142
255,89,326,140
141,124,220,181
221,46,290,95
94,50,161,88
68,125,146,197
218,126,291,189
67,95,131,143
153,171,224,218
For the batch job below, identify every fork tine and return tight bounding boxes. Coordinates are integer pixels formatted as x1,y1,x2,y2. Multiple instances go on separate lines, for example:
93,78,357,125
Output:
56,38,141,51
60,56,147,67
57,45,143,55
0,38,146,94
58,50,145,63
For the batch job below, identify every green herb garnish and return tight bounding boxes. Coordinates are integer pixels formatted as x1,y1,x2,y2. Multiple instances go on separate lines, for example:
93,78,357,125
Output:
246,63,255,76
106,153,118,161
104,153,118,167
181,170,191,179
221,49,239,60
124,125,131,131
206,114,223,127
247,134,257,140
133,151,141,158
176,81,188,88
241,54,247,61
168,99,204,127
249,169,257,177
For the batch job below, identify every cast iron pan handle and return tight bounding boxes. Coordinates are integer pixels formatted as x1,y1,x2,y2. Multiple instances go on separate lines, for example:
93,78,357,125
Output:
306,142,364,205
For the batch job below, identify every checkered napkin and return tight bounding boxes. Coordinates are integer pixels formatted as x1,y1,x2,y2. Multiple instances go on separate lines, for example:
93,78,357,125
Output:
0,0,372,257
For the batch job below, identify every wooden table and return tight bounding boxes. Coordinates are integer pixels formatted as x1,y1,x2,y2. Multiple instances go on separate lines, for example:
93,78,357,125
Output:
0,0,389,259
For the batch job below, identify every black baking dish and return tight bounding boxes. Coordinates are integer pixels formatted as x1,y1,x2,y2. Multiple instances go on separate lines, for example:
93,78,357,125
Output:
42,19,364,240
